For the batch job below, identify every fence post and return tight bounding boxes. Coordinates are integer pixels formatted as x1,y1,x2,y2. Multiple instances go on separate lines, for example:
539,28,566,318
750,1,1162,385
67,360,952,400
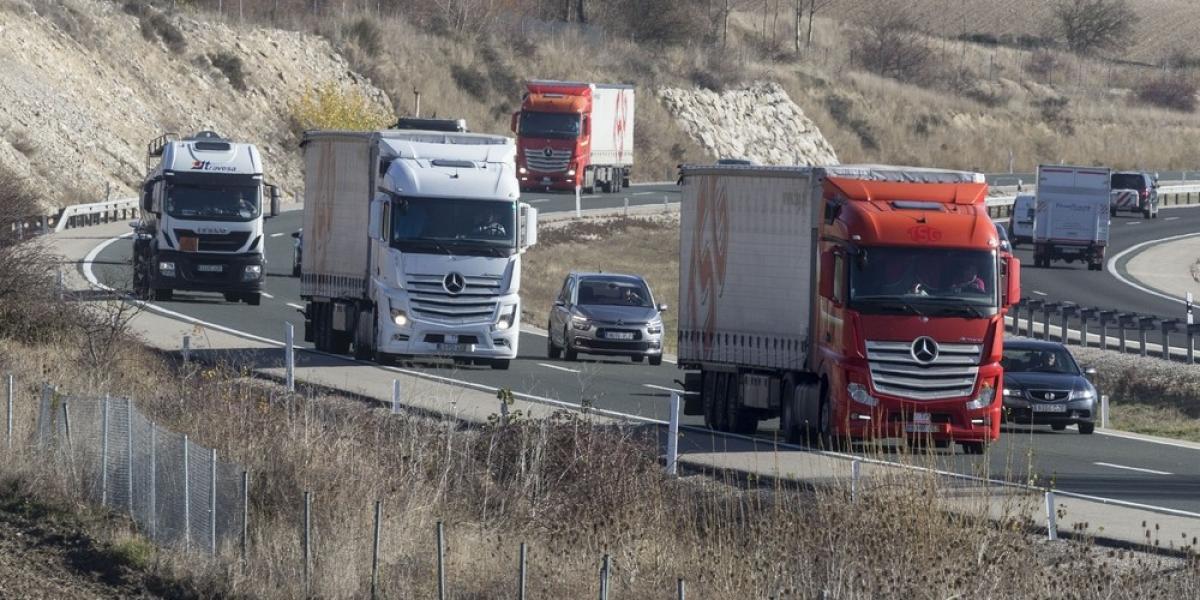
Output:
371,500,383,600
127,401,134,516
1045,490,1058,541
285,323,295,393
666,392,680,476
663,195,669,213
241,470,249,568
599,554,611,600
101,395,110,507
5,373,12,450
183,434,191,553
677,578,685,600
518,542,527,600
182,335,191,365
623,196,629,218
210,448,217,556
62,398,72,452
575,186,582,219
436,521,446,600
1100,395,1109,429
303,491,312,598
150,423,157,541
392,379,401,414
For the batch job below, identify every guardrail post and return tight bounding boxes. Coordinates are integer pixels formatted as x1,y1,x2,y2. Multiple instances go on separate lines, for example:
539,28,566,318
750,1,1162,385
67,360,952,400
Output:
1187,324,1200,364
1100,395,1109,429
1079,308,1098,348
127,401,134,515
149,423,157,541
1117,313,1137,353
1161,320,1182,361
210,448,218,556
599,554,611,600
241,470,249,567
303,491,312,598
1024,298,1043,339
1098,310,1116,350
1045,490,1058,541
1137,316,1157,357
517,542,527,600
285,323,295,393
851,458,861,503
677,578,686,600
1059,303,1077,344
182,335,191,365
1042,302,1060,340
575,186,582,219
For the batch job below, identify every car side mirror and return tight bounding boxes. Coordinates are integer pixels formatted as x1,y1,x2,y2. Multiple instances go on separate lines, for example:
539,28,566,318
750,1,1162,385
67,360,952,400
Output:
1084,367,1098,377
510,111,520,134
554,299,565,307
657,303,669,312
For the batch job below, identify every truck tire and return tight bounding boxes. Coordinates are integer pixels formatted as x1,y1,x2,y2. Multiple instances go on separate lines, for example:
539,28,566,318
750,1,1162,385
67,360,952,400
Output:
353,316,375,361
153,288,173,301
702,371,719,430
723,372,758,435
1110,207,1117,217
711,372,733,431
244,293,261,306
780,376,804,444
312,304,328,352
583,167,596,195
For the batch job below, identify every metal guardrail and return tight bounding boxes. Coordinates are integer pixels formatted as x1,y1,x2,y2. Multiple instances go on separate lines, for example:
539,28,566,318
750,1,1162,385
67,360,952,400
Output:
984,183,1200,219
54,198,139,233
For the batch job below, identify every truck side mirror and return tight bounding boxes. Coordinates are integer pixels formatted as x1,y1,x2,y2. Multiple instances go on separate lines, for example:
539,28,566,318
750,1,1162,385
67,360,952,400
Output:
582,116,590,136
510,111,520,134
369,197,385,242
521,204,538,249
141,180,156,212
819,250,835,301
268,185,281,218
1004,255,1021,308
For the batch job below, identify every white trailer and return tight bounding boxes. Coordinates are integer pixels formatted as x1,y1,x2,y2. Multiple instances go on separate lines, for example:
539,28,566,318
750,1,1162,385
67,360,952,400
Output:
299,130,539,369
588,84,635,170
1032,165,1111,271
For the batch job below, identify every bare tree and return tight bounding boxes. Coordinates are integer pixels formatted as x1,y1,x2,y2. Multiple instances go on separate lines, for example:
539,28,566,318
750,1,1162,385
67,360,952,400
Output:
1052,0,1138,54
853,11,936,82
799,0,835,50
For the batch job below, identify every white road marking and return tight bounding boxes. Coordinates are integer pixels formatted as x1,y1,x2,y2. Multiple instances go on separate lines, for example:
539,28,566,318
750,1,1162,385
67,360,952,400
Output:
643,384,696,395
1165,216,1180,221
1126,221,1142,225
270,232,285,237
1032,290,1048,296
529,199,549,204
632,191,653,196
260,292,274,299
538,362,580,373
286,303,305,310
1107,231,1200,308
1094,462,1173,476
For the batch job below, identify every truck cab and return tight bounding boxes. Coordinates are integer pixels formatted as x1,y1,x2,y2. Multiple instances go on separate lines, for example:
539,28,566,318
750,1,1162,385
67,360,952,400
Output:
133,131,277,304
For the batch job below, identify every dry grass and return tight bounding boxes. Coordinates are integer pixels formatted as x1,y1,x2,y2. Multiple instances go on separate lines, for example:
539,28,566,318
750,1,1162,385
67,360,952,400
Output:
1111,404,1200,442
3,332,1200,598
521,215,680,351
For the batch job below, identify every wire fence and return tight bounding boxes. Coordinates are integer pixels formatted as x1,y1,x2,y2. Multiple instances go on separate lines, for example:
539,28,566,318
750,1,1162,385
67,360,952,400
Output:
33,386,247,555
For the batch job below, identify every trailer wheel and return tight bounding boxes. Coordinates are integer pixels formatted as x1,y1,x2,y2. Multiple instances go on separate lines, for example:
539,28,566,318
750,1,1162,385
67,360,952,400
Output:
701,371,719,430
725,373,758,435
780,376,803,444
153,288,173,302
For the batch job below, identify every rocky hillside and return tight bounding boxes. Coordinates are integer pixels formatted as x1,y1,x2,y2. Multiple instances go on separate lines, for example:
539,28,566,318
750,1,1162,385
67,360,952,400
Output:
659,82,838,167
0,0,390,210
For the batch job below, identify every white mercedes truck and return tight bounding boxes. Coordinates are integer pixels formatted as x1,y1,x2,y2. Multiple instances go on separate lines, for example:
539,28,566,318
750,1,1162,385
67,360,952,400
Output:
298,129,538,370
133,131,279,304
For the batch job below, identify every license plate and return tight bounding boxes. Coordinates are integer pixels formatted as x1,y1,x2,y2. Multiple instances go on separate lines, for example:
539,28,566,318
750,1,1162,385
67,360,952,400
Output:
606,332,636,340
1033,404,1067,413
436,343,471,353
196,264,223,273
905,423,938,433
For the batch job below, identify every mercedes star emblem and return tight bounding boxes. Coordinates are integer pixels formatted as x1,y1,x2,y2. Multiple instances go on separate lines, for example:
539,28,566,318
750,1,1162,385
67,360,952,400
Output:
1044,392,1054,401
443,272,466,295
910,336,939,364
543,147,554,157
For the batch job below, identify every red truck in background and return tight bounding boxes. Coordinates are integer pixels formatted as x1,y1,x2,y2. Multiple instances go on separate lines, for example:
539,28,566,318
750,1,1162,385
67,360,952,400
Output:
678,165,1020,455
511,80,634,193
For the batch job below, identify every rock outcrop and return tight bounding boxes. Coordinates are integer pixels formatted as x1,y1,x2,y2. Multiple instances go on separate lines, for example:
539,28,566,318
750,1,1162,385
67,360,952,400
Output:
658,82,838,166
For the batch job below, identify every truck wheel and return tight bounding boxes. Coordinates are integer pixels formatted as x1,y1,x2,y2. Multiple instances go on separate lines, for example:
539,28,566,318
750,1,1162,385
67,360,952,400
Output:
725,373,757,435
312,304,328,352
780,377,803,444
489,359,510,370
712,372,733,432
244,293,261,306
153,288,173,302
546,324,562,359
330,330,351,355
1110,207,1117,217
701,371,719,430
353,317,375,361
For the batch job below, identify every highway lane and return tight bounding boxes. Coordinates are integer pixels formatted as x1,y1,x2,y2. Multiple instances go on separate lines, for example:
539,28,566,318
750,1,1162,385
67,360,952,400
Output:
84,185,1200,513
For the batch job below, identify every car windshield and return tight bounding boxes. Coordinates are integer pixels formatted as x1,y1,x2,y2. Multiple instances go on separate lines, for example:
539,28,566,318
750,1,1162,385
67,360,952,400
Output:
166,183,260,221
391,196,516,256
849,247,998,314
577,279,653,308
1002,347,1079,375
519,111,581,139
1111,174,1145,191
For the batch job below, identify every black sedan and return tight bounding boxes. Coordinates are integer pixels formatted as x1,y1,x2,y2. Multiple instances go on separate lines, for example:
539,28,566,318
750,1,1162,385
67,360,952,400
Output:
1000,339,1098,434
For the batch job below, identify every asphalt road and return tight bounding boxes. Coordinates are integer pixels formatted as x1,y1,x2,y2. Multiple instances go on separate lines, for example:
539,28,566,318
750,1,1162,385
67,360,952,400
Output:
86,184,1200,514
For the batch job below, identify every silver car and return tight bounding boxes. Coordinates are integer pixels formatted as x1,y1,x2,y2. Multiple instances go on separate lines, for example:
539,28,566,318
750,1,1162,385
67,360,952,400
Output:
547,272,666,365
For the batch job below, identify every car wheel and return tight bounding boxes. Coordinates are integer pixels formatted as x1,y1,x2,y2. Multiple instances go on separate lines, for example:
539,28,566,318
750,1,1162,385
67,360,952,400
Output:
562,328,578,362
244,293,261,306
153,288,173,301
546,323,562,359
649,355,663,366
1051,423,1067,431
1078,421,1096,435
489,359,510,370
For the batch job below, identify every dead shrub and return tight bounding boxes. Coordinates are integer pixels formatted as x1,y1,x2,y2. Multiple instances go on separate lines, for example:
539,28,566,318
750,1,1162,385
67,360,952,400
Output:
1033,96,1075,135
450,63,489,102
346,17,383,58
209,52,247,91
1025,49,1061,81
124,2,187,54
1134,77,1198,112
851,11,940,84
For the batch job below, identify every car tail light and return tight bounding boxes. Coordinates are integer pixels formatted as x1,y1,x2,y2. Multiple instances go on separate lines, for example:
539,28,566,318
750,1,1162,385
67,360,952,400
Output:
1140,189,1149,199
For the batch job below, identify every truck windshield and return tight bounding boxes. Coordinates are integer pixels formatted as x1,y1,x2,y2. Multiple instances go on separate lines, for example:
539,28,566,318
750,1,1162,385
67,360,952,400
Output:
166,183,260,221
390,196,516,257
849,247,998,315
519,111,581,139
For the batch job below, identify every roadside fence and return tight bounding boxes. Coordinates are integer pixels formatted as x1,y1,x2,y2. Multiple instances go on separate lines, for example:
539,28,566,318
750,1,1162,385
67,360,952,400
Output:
1010,297,1199,363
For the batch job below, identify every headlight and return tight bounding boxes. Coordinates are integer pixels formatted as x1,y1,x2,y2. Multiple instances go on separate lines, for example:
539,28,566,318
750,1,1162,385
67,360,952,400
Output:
1003,387,1020,397
242,264,262,281
391,308,409,327
158,261,176,274
1070,388,1095,401
966,384,996,411
847,382,877,407
647,320,663,334
571,315,591,331
567,168,576,176
495,305,517,331
518,166,527,174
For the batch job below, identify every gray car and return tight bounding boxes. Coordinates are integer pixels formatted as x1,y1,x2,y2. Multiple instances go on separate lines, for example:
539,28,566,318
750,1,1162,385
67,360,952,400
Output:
547,272,666,365
1001,339,1098,434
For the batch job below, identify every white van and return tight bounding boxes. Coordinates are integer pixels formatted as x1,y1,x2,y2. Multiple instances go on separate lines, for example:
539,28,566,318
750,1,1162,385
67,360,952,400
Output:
1008,193,1035,246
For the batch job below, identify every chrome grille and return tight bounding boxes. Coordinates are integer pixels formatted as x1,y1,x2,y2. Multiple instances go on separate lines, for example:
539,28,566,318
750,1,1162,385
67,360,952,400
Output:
406,274,500,323
523,148,571,173
1025,389,1070,402
866,340,982,400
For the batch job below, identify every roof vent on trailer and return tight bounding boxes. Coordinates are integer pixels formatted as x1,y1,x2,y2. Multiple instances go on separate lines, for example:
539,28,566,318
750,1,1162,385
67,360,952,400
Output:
186,130,231,152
